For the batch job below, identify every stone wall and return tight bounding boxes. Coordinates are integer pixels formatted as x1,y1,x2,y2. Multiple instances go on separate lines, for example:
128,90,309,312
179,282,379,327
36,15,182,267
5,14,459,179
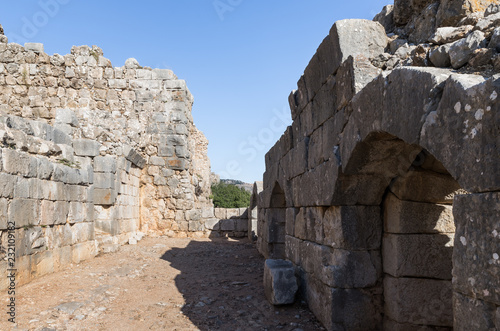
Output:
258,1,499,330
0,25,214,289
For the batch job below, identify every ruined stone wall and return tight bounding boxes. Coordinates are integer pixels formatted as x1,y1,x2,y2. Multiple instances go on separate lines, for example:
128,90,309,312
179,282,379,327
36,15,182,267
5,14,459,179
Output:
0,26,215,289
258,1,499,330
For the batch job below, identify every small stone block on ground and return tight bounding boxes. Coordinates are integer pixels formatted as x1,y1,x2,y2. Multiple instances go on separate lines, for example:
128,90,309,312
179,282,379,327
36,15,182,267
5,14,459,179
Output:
263,259,298,305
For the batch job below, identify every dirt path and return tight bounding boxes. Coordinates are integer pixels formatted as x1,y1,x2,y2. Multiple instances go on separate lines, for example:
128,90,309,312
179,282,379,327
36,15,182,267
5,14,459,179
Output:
1,237,324,331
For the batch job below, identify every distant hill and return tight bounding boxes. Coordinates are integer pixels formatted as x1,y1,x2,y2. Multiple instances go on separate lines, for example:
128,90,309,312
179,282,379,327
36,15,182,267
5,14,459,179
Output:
221,179,253,193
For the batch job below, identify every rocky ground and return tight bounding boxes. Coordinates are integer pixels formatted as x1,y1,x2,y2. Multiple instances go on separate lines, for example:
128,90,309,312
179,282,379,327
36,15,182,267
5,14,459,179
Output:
0,237,323,331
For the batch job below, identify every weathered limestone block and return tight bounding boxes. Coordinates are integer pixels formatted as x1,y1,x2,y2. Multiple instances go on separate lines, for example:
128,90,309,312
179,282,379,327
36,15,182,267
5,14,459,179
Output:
73,139,100,157
24,42,44,53
303,243,381,289
94,172,116,189
453,192,500,305
335,55,381,111
329,19,387,77
220,219,235,231
390,170,462,204
302,36,336,105
204,218,220,231
420,74,499,193
384,276,453,327
384,193,455,234
2,148,38,177
55,108,78,127
94,188,116,205
322,205,382,250
304,273,382,331
263,259,298,305
94,155,117,173
122,145,146,169
9,199,39,228
383,233,454,279
0,173,16,198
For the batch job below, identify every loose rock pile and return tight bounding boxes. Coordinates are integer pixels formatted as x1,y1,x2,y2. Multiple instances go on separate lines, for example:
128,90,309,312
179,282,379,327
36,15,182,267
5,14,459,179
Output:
373,2,500,72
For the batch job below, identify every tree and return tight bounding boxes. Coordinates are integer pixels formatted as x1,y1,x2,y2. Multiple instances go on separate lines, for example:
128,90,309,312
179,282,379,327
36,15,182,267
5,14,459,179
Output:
210,182,251,208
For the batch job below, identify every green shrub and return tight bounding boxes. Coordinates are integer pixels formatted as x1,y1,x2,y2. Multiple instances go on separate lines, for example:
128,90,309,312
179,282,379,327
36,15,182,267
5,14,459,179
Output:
210,182,251,208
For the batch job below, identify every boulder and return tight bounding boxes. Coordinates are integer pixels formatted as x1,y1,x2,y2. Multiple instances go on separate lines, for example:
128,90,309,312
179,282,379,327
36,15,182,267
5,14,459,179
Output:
429,43,452,67
449,30,486,68
429,25,474,44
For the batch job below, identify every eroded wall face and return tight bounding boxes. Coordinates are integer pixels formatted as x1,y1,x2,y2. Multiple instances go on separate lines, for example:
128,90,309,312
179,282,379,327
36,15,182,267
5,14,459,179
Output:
258,3,500,330
0,27,214,289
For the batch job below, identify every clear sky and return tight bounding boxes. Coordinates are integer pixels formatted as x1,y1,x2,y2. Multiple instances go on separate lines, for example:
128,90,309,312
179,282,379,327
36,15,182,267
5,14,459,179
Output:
0,0,393,183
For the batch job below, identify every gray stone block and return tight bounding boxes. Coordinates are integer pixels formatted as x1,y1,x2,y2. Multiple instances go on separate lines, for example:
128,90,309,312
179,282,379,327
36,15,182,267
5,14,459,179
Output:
204,218,220,231
24,42,44,53
453,193,500,305
55,109,78,127
9,198,39,228
94,189,116,205
122,145,146,169
0,198,8,230
235,219,248,232
2,148,37,177
263,259,298,305
94,155,117,173
73,139,100,157
389,170,462,204
0,173,16,198
383,233,454,280
52,127,72,145
384,192,455,234
220,219,235,231
384,276,453,327
94,172,116,189
188,221,204,232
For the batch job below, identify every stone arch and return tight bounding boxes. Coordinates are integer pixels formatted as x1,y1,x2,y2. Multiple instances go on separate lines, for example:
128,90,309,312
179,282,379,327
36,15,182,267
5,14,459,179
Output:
248,181,263,241
335,131,461,329
259,19,499,330
257,181,287,259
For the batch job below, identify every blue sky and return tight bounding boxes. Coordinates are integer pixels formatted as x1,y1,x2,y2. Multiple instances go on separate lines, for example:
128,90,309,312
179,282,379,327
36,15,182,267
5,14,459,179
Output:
0,0,393,183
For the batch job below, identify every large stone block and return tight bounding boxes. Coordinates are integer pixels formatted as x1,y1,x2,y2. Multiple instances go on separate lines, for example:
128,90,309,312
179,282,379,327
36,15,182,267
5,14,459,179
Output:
322,205,382,250
94,155,117,173
9,199,39,228
335,55,381,111
390,170,462,204
420,74,499,193
94,188,116,205
263,259,298,305
304,273,382,331
55,109,78,127
383,233,454,279
73,139,100,157
2,148,37,177
94,172,116,189
329,19,387,76
384,192,455,234
0,173,16,199
384,276,453,327
0,198,7,230
453,192,500,305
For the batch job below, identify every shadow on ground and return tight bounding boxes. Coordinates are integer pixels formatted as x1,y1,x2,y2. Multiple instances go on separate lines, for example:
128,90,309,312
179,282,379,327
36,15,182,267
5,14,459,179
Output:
160,238,323,331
